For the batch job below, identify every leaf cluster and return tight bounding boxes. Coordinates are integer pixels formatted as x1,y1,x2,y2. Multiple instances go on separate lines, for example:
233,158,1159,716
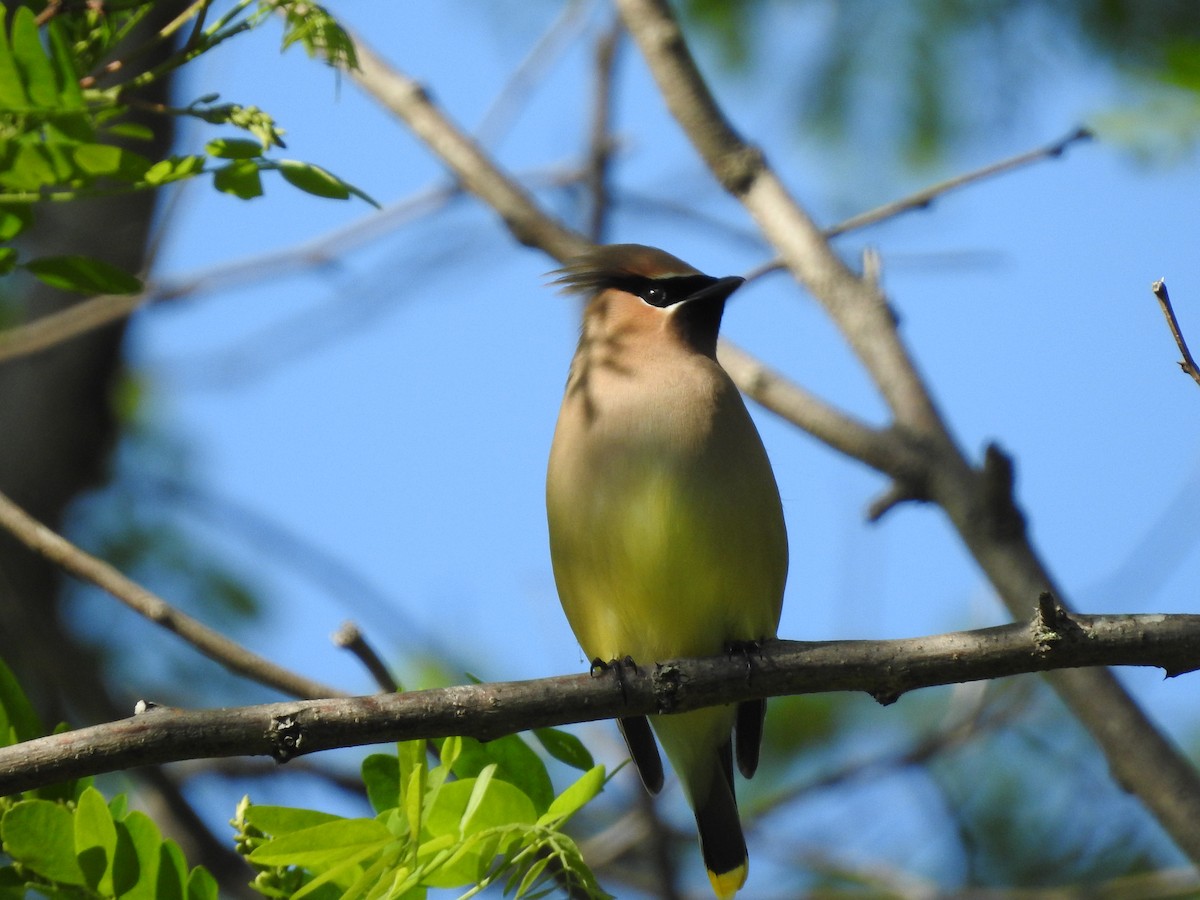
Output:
0,0,373,296
0,658,215,900
236,730,610,900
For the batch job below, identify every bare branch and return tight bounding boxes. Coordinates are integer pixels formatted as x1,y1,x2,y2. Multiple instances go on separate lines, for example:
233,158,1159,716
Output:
474,0,594,148
747,127,1094,281
0,489,342,701
716,341,929,485
348,31,590,261
1151,278,1200,389
0,612,1197,795
584,17,624,242
0,183,463,365
332,621,399,693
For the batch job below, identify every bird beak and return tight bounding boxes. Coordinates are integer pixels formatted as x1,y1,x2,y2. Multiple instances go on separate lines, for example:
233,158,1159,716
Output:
685,275,745,306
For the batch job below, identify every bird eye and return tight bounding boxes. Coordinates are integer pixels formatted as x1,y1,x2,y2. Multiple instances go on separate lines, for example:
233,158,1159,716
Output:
641,285,669,307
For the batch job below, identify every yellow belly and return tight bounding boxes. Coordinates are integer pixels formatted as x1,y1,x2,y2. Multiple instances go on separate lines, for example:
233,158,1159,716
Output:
548,458,785,666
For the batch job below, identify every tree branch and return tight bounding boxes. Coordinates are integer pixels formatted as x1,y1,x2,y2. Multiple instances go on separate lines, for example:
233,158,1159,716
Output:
0,488,342,701
1151,278,1200,389
0,612,1197,796
348,31,590,262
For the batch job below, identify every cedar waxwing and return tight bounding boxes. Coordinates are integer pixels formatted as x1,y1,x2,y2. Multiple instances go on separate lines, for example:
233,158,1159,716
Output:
546,244,789,899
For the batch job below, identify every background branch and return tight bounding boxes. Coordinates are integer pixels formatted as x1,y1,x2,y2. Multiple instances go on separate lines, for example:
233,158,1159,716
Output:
0,488,341,701
0,612,1197,796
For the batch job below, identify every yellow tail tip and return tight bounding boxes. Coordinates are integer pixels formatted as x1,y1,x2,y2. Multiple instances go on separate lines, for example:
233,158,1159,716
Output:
707,862,748,899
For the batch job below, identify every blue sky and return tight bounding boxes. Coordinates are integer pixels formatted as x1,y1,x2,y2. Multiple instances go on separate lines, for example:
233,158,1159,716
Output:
90,0,1200,889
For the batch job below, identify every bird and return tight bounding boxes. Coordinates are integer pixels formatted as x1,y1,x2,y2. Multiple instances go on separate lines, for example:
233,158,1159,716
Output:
545,243,788,898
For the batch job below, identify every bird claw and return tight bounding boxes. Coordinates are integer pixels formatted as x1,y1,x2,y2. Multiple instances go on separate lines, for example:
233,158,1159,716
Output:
725,639,763,682
590,655,639,702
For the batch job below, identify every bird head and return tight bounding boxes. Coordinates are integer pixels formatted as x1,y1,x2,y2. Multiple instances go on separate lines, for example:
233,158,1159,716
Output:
552,244,744,358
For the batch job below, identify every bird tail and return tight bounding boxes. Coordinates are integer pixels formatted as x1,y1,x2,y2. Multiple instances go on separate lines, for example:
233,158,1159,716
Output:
694,741,748,899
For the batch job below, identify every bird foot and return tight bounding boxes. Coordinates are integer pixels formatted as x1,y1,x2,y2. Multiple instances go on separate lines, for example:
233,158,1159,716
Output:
590,655,639,702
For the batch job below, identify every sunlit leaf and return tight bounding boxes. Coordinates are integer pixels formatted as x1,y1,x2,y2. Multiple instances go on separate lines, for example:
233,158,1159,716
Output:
0,800,86,884
46,19,83,109
75,787,118,893
212,159,263,199
537,765,605,826
205,138,264,160
73,142,124,175
247,819,392,868
104,122,155,141
10,6,57,108
277,159,350,200
0,7,28,107
0,205,32,241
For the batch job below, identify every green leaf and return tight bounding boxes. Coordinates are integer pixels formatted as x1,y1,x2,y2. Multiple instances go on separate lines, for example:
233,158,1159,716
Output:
142,154,207,186
0,206,32,241
0,8,29,107
212,159,263,199
426,777,538,839
460,764,498,834
362,753,401,814
108,794,128,819
75,786,118,893
24,255,143,295
515,856,551,898
186,865,217,900
0,247,17,276
1,800,86,884
120,811,166,900
156,841,188,900
538,765,605,827
248,818,392,868
10,7,57,108
242,805,343,836
73,142,125,175
46,19,83,110
533,727,595,771
278,3,359,69
0,655,42,746
205,138,264,159
104,122,155,141
0,141,59,191
277,159,350,200
453,734,554,815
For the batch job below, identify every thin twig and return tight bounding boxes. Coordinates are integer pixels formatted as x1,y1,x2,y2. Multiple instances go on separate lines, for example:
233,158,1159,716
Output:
0,489,342,701
332,622,399,693
1151,278,1200,389
348,32,589,262
474,0,594,148
0,182,465,365
585,18,624,242
744,127,1093,282
1,613,1199,795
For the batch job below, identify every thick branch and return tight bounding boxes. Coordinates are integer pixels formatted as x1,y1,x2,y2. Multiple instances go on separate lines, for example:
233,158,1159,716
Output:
0,613,1197,796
